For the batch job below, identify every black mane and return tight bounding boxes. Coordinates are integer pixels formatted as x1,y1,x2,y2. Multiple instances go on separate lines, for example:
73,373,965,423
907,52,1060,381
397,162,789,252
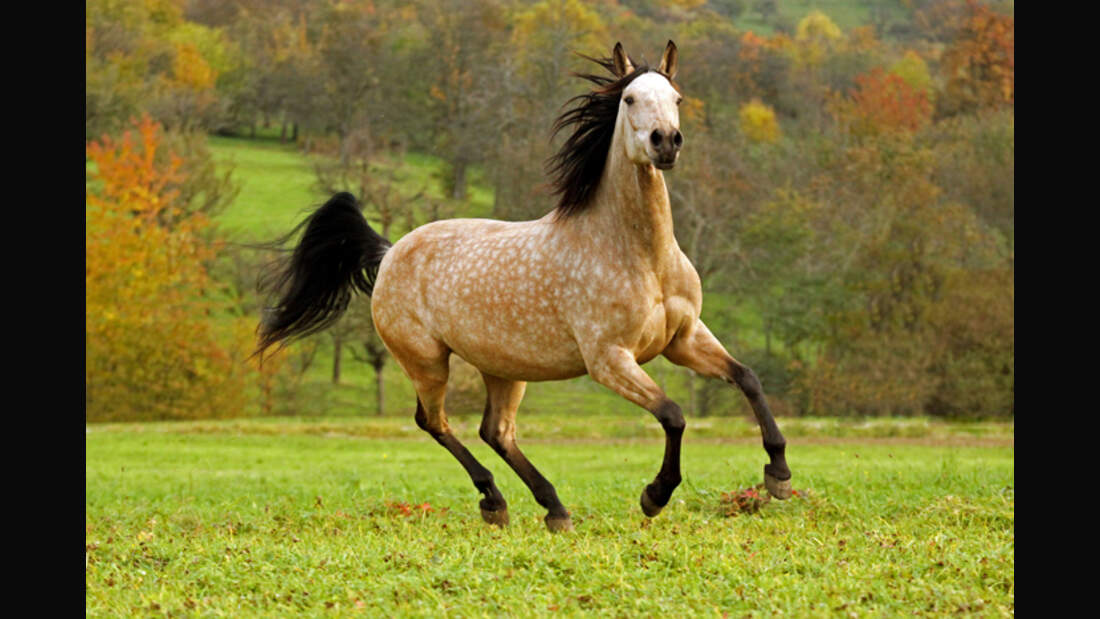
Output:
547,56,673,218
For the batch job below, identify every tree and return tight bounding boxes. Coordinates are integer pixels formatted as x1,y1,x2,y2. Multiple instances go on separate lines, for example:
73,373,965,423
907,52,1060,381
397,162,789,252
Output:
489,0,609,220
343,303,391,415
413,0,509,200
937,0,1014,115
86,0,237,137
314,1,387,165
86,116,255,421
739,99,781,143
794,10,843,67
832,67,933,137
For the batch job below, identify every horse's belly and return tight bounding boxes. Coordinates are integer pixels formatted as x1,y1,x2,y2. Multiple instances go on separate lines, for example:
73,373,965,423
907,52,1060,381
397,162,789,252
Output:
439,309,588,382
421,259,588,381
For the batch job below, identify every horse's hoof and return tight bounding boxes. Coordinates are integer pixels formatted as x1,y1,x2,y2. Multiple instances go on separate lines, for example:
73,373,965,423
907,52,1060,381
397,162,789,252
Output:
480,507,509,527
640,488,663,518
545,514,574,532
764,467,792,500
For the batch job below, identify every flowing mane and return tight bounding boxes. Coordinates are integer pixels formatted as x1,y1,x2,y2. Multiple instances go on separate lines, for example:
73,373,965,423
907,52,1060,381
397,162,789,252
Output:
546,55,677,218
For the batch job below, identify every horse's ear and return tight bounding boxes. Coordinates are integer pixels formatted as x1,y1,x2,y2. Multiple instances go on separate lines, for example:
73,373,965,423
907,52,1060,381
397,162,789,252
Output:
612,42,634,77
658,40,678,80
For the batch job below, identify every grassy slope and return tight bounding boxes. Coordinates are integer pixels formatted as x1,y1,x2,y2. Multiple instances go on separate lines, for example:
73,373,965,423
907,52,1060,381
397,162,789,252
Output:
86,426,1013,616
207,136,331,242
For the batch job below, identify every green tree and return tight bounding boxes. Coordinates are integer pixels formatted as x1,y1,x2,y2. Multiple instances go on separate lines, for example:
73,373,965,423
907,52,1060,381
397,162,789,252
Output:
415,0,509,200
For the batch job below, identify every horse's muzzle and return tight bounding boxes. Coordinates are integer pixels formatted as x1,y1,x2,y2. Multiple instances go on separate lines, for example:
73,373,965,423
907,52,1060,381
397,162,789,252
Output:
650,129,682,170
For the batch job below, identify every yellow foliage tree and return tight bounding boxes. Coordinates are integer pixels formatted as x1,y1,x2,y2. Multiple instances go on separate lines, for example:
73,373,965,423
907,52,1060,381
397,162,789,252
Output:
794,10,843,66
86,116,256,422
172,42,217,91
739,99,781,144
510,0,609,71
890,50,935,106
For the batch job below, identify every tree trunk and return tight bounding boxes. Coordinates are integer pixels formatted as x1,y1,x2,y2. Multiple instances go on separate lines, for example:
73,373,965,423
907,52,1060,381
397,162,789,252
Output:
280,121,288,144
332,333,342,384
687,371,698,418
451,158,468,200
373,359,385,416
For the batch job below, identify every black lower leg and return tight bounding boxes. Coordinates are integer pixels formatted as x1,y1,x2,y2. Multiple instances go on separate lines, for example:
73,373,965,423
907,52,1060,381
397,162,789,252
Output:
436,433,508,511
729,363,792,482
416,401,507,512
484,436,569,519
642,399,685,514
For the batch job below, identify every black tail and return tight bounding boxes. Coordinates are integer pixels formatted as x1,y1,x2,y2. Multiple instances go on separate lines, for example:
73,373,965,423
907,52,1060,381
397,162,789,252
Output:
255,192,391,358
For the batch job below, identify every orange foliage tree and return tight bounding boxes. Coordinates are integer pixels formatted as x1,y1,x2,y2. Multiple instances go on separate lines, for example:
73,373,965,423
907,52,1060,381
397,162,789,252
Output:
86,116,257,421
835,67,933,137
939,0,1014,114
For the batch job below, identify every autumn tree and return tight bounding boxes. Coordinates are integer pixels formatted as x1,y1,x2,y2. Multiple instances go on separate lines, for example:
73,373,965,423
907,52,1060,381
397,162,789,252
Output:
832,67,933,137
86,0,237,137
86,116,256,421
937,0,1014,115
739,99,781,143
489,0,610,220
412,0,510,200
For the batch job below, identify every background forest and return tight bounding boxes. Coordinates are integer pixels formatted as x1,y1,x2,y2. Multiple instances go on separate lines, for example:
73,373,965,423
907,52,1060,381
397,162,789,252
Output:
85,0,1014,423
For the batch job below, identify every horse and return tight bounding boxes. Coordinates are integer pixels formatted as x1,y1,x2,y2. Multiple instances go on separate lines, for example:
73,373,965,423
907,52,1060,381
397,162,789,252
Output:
256,41,792,532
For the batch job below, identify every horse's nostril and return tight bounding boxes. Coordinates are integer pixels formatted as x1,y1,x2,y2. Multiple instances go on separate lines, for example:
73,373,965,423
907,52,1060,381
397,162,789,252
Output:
673,130,683,147
651,130,662,146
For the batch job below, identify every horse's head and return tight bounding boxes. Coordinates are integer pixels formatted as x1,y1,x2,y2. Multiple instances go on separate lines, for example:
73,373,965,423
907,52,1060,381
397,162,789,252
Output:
614,41,683,170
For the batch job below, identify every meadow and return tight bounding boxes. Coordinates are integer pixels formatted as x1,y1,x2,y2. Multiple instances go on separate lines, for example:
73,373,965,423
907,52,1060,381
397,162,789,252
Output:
86,417,1013,617
85,136,1014,616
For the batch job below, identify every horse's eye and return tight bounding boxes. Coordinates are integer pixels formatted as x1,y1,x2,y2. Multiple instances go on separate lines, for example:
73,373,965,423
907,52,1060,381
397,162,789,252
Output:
676,98,682,106
624,96,634,105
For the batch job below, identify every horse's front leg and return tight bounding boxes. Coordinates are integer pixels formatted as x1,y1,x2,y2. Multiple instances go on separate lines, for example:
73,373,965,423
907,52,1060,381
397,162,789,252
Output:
663,320,792,499
587,347,686,518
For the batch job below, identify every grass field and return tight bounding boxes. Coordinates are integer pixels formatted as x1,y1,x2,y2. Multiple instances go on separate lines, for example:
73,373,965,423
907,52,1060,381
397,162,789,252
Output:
86,417,1013,616
207,136,494,244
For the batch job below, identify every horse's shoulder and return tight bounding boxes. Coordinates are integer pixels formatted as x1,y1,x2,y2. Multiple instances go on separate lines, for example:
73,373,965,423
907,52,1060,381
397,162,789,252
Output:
663,250,701,291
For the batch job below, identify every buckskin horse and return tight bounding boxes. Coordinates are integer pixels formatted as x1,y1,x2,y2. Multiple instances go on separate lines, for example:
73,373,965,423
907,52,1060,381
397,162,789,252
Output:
256,41,792,532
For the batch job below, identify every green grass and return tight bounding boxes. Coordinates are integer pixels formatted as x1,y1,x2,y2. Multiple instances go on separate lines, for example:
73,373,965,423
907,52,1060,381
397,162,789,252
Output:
206,136,330,242
207,136,495,244
86,419,1013,616
87,415,1014,443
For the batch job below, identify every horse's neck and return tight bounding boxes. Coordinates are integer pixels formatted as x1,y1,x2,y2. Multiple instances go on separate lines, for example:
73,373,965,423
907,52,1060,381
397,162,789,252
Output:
583,127,679,270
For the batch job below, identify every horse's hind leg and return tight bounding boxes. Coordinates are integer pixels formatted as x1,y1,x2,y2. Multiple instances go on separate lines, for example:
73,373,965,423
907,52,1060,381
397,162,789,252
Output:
399,350,510,525
664,320,792,499
479,373,572,532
